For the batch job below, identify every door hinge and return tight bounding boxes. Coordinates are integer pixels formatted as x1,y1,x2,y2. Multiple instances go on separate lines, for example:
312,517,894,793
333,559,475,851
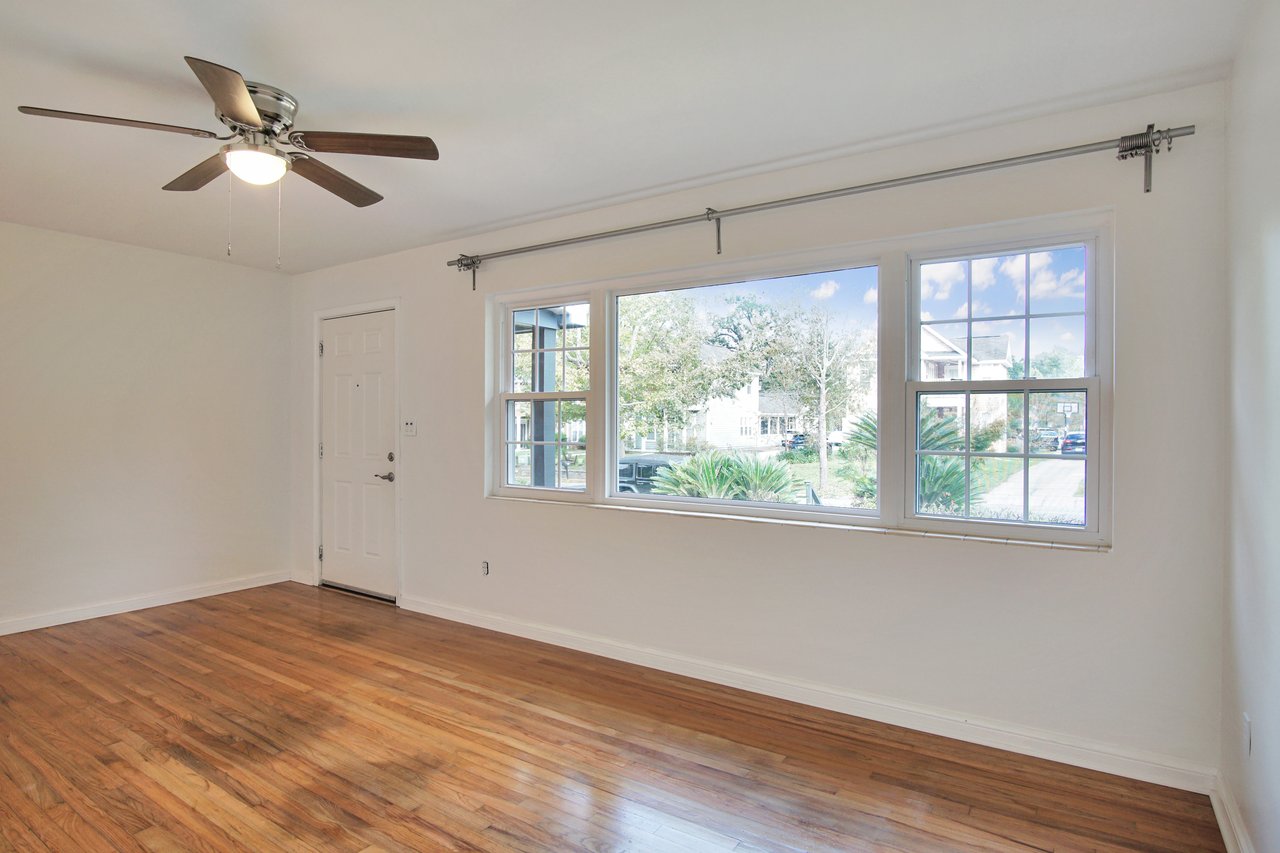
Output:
319,340,325,357
318,545,324,562
319,441,324,459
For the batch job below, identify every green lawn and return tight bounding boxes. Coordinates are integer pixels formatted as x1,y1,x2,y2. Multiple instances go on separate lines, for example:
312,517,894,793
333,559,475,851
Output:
971,456,1022,493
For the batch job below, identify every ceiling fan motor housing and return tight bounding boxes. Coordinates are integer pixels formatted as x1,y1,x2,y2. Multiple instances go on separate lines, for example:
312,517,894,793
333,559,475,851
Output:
220,82,298,136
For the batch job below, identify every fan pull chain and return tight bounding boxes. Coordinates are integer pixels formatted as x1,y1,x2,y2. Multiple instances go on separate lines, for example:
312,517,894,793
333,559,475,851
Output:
226,174,232,258
275,179,282,271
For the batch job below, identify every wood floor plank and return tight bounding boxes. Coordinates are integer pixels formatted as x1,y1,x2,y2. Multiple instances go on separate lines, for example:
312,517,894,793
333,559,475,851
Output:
0,582,1225,851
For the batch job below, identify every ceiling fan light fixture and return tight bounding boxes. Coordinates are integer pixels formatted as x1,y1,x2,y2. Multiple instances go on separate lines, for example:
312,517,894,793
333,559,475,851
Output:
222,142,289,185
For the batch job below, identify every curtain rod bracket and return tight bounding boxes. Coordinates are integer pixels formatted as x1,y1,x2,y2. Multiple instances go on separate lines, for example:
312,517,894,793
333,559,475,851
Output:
455,254,482,290
1117,123,1176,193
706,208,722,255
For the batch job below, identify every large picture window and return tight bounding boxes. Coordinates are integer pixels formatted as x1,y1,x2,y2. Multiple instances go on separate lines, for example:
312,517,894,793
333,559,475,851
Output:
614,268,879,510
492,220,1109,544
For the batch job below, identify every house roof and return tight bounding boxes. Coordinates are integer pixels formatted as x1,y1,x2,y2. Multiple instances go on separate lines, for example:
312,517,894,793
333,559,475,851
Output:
759,390,803,414
971,335,1012,363
921,326,1012,364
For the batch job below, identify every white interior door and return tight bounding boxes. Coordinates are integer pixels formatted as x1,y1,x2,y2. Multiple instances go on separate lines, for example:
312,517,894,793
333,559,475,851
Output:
321,310,397,598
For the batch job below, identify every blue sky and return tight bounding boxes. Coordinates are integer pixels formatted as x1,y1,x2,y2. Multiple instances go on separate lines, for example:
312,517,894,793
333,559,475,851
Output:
683,265,880,333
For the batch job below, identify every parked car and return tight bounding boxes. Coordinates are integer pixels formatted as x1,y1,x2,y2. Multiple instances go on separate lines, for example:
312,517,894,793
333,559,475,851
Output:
1032,428,1061,452
616,453,682,493
1060,432,1086,454
826,430,847,448
782,433,809,450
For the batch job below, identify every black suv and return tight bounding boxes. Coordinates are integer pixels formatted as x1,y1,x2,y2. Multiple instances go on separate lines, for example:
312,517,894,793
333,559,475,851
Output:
616,454,682,493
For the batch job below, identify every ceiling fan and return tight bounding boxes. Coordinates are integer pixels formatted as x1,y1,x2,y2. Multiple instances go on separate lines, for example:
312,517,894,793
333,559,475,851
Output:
17,56,439,207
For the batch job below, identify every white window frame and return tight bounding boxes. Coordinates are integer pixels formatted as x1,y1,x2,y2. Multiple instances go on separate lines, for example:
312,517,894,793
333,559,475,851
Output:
491,290,603,502
904,229,1111,544
488,212,1112,546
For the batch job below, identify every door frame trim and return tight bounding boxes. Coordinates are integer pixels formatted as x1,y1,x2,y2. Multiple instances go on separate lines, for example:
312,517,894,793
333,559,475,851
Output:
312,299,402,603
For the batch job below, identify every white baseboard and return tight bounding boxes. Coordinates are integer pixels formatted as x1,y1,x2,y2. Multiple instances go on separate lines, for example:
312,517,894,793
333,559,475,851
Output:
1211,774,1257,853
400,595,1217,795
0,570,292,636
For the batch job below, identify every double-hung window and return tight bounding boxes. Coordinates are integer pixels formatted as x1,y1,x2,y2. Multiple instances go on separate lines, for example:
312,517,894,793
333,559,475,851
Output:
500,302,591,492
908,240,1100,531
492,219,1109,544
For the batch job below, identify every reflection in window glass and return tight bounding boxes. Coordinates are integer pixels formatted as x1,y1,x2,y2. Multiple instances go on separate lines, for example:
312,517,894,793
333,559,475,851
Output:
617,266,879,510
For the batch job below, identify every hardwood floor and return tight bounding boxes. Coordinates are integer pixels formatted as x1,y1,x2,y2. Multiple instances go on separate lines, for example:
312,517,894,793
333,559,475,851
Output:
0,583,1224,852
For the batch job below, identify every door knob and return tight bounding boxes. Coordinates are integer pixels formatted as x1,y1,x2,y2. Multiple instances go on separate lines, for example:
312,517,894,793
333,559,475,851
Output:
375,472,395,482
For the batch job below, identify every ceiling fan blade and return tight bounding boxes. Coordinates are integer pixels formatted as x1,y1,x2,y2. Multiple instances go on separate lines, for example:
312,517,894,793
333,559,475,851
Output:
184,56,262,129
290,156,383,207
288,130,439,160
162,154,228,191
18,106,217,138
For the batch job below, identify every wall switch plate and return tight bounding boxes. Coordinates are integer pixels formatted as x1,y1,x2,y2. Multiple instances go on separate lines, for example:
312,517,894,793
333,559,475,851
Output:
402,420,417,436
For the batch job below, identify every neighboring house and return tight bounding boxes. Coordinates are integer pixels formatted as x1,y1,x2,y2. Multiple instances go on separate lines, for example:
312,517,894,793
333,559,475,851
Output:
624,327,1011,455
920,328,1015,445
920,326,1013,382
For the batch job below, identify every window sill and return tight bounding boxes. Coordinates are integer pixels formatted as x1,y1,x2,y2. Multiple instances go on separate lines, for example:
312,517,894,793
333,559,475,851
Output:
486,494,1110,553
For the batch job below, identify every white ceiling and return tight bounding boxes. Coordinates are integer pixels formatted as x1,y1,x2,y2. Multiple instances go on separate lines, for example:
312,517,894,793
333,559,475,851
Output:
0,1,1247,273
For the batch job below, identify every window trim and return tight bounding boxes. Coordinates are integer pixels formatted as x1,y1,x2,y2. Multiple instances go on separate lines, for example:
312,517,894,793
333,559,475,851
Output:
488,212,1113,546
903,228,1111,544
492,292,600,502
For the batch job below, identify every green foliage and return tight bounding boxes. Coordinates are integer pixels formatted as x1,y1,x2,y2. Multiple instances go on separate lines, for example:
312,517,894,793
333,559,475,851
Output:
735,455,803,502
706,295,792,393
970,418,1006,452
778,445,817,463
850,473,878,499
1007,350,1084,380
616,292,717,448
916,455,968,513
842,409,977,511
651,451,798,503
918,407,964,450
846,410,878,453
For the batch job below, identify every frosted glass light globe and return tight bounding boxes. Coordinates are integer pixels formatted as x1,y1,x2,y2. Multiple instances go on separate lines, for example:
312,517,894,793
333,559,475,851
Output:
223,144,289,185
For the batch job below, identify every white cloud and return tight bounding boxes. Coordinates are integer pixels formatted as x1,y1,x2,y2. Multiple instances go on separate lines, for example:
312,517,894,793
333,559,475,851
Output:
921,261,965,301
1031,267,1085,301
952,303,969,320
921,311,934,321
971,257,997,291
863,287,878,305
1059,331,1076,343
810,279,840,300
999,255,1025,279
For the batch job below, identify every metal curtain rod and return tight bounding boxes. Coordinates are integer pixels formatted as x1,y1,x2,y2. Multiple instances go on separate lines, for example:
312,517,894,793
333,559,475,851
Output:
449,123,1194,283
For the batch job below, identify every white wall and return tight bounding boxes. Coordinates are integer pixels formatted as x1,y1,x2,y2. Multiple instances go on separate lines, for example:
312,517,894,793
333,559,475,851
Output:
290,83,1228,787
0,223,292,631
1224,0,1280,846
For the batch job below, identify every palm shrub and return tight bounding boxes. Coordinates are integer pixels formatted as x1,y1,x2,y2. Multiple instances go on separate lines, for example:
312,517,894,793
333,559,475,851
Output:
652,451,798,503
735,454,800,502
842,409,981,512
651,451,741,499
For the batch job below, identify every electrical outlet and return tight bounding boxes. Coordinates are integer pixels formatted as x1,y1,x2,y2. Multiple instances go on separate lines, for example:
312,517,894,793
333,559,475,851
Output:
1244,713,1252,757
402,420,417,436
481,561,490,576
